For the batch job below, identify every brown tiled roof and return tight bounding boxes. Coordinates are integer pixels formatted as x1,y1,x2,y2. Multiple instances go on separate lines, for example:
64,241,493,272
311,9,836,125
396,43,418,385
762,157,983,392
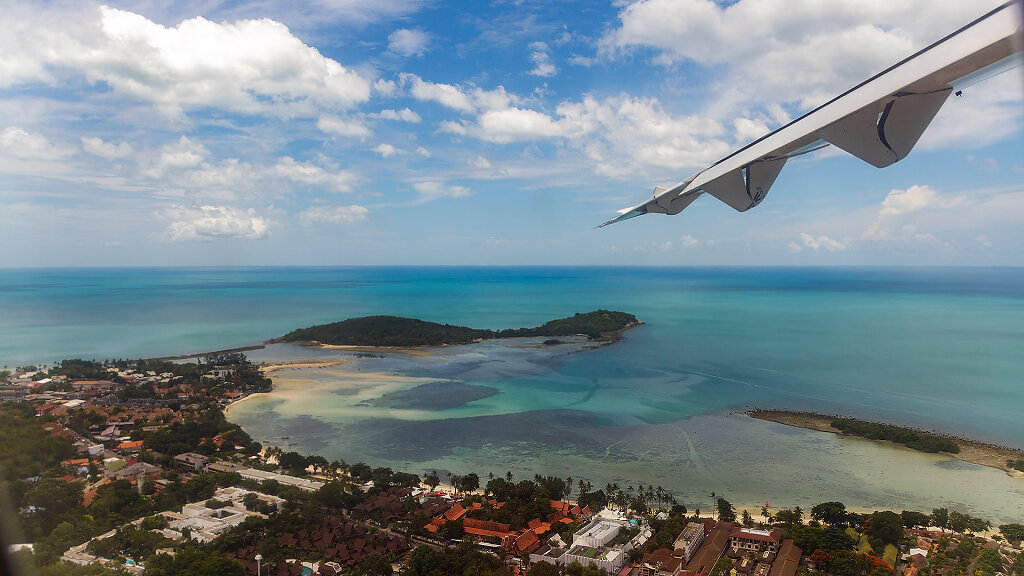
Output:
767,540,801,576
687,522,734,576
444,503,469,521
643,548,684,574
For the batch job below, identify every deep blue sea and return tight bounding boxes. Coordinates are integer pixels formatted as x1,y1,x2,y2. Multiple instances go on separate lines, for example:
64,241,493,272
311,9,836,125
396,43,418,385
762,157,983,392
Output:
4,267,1024,520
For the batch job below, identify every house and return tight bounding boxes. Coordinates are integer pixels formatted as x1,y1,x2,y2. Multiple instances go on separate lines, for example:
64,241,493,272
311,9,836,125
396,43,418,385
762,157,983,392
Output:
640,548,686,576
767,540,802,576
117,440,144,454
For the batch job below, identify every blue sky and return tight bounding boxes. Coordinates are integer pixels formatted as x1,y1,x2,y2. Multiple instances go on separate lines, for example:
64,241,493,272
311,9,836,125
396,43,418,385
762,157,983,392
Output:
0,0,1021,267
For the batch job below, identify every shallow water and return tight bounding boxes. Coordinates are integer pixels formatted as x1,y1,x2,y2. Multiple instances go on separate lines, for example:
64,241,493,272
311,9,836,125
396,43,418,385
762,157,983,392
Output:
4,266,1023,521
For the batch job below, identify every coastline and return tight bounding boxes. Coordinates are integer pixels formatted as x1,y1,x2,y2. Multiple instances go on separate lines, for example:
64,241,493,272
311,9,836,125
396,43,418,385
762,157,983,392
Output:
748,409,1024,479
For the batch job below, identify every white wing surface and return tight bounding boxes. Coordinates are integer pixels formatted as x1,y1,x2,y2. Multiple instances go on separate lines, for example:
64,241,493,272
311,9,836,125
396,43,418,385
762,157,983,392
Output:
601,1,1023,227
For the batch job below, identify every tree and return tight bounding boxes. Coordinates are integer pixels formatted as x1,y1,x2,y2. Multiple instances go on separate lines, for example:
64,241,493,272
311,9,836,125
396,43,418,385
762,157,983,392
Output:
717,497,737,522
742,510,754,527
527,561,561,576
999,523,1024,545
424,470,440,491
932,508,949,533
901,510,931,529
867,511,903,546
712,556,735,576
460,473,480,494
949,511,970,534
812,502,849,527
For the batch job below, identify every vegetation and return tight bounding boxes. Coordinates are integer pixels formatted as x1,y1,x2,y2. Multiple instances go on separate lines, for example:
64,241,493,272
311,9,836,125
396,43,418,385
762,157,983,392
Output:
278,310,638,346
830,419,960,454
0,403,76,478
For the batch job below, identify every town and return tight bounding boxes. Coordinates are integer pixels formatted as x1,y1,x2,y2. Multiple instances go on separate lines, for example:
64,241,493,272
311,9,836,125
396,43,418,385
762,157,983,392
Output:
2,356,1022,576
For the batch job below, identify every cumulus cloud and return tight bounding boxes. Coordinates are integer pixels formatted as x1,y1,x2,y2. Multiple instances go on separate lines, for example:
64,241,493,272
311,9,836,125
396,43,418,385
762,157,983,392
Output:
413,181,473,202
528,41,557,77
415,146,431,157
160,205,269,241
373,143,401,158
145,136,208,177
317,115,372,138
601,0,1005,109
681,234,699,248
864,184,966,241
300,204,368,224
372,108,422,122
1,6,371,117
81,136,133,159
797,232,846,252
388,28,430,57
400,74,517,114
434,92,728,174
272,157,355,192
0,126,71,160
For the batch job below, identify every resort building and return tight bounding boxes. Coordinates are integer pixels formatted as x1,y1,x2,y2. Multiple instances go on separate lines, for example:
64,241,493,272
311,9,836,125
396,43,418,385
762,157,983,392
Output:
674,522,706,564
238,467,324,491
728,527,782,555
640,547,686,576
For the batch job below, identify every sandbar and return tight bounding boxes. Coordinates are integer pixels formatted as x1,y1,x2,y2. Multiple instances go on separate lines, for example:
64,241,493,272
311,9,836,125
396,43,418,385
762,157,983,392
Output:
748,409,1024,479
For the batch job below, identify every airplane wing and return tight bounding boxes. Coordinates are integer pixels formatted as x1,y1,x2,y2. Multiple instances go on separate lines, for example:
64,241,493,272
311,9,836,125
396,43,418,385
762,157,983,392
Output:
601,0,1023,227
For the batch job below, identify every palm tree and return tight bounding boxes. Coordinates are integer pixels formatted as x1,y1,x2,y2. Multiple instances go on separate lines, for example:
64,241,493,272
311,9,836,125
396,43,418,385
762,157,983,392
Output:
711,491,717,519
793,506,804,526
761,504,770,524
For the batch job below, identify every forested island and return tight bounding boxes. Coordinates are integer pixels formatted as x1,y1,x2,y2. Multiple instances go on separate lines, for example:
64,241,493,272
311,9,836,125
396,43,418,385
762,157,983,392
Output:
275,310,640,347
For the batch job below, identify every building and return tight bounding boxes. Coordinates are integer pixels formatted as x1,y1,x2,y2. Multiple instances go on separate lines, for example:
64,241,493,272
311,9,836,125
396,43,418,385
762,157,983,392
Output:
729,528,782,555
674,522,706,564
687,521,734,576
207,461,247,474
174,452,210,472
238,467,324,491
640,548,686,576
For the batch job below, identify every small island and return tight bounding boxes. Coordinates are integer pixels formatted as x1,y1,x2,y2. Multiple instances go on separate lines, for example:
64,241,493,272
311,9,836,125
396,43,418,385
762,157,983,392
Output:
274,309,640,347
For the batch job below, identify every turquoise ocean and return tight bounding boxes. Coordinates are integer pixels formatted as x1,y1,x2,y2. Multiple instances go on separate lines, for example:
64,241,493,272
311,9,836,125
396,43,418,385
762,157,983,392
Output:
3,267,1023,521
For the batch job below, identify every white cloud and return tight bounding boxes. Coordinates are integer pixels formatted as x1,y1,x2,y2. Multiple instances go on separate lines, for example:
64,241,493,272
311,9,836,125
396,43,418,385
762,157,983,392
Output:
402,74,475,113
528,41,557,77
432,93,730,177
317,115,372,138
146,136,208,177
81,136,133,159
601,0,1005,110
797,232,846,252
388,28,430,57
878,184,946,217
415,146,431,158
300,204,368,224
864,184,973,242
373,143,401,158
160,205,269,241
413,181,473,202
477,107,565,143
681,234,699,248
373,78,398,96
373,108,422,123
2,6,371,117
0,126,70,160
272,157,355,193
400,74,518,114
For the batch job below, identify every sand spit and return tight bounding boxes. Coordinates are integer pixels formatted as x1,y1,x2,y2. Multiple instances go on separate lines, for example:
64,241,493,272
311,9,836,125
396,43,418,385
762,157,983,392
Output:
748,409,1024,480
